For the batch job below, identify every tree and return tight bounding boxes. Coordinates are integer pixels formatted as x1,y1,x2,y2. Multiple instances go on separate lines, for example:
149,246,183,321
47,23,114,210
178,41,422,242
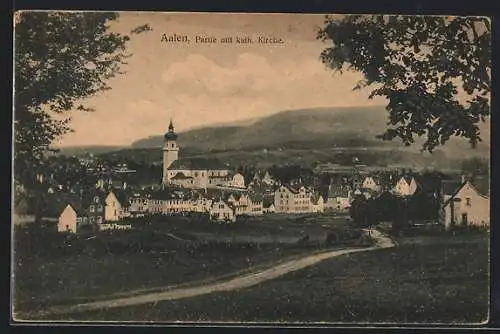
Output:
349,195,370,227
317,15,491,152
14,11,151,187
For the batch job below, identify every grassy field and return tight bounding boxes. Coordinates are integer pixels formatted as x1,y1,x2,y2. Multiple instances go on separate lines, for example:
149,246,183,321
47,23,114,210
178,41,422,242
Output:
53,232,489,324
142,213,355,244
13,213,365,316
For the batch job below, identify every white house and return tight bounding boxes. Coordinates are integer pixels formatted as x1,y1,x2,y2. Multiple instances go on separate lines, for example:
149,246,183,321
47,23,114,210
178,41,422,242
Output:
441,180,489,229
248,194,264,216
229,172,246,188
224,193,263,216
191,195,212,213
58,204,87,233
262,171,276,185
361,176,380,192
105,190,130,221
311,194,325,213
392,176,418,197
274,185,322,214
209,199,236,222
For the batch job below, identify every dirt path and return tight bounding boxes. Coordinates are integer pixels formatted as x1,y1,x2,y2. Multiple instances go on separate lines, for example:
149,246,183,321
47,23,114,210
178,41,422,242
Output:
22,228,395,319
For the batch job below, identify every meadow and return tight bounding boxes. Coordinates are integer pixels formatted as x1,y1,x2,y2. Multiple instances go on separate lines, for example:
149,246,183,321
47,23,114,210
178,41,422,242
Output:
54,231,489,324
12,213,366,317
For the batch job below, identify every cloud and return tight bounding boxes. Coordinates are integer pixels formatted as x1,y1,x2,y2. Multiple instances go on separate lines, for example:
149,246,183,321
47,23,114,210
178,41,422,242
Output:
59,53,386,147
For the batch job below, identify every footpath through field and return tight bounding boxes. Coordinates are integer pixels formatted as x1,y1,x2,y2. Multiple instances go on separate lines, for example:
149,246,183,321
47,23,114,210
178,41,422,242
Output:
23,228,396,319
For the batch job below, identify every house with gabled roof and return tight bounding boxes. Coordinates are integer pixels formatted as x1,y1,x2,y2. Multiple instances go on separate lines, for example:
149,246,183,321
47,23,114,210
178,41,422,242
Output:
440,179,489,229
250,170,276,186
55,190,106,233
84,190,107,224
191,191,212,213
229,172,246,188
361,176,380,192
311,192,325,213
248,192,264,215
105,189,131,221
392,176,418,197
209,199,236,222
325,183,351,211
262,171,276,185
274,184,323,214
57,202,93,234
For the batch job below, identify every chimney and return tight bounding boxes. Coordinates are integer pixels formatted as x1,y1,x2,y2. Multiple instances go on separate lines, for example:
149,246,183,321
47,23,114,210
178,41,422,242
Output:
461,174,466,183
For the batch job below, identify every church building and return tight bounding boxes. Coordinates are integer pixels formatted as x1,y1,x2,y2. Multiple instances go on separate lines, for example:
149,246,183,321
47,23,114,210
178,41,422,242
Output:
162,120,242,189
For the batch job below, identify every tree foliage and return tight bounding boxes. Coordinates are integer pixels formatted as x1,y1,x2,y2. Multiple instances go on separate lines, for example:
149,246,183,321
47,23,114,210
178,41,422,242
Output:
14,11,151,186
317,15,491,152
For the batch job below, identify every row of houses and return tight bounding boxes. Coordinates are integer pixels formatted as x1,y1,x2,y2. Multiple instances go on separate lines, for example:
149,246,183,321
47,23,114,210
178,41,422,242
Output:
57,189,129,233
323,174,420,212
323,169,490,228
25,159,489,233
53,181,328,233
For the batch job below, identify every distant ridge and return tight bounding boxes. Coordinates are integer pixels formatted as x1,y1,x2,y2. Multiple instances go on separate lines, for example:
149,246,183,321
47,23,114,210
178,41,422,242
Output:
58,106,490,161
130,106,489,160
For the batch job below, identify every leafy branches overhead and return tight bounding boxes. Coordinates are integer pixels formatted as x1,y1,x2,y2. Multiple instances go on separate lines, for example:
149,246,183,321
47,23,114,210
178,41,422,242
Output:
317,15,491,152
14,11,150,185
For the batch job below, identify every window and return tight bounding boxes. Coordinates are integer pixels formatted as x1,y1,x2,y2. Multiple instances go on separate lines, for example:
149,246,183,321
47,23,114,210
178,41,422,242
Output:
466,198,471,206
90,205,95,212
97,205,103,212
171,143,174,148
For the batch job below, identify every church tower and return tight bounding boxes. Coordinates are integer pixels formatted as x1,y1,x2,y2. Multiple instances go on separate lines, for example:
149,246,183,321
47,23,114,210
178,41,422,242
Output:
162,119,179,185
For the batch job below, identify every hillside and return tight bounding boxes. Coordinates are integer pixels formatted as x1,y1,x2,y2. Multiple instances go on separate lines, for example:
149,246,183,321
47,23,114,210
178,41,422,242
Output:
130,106,490,160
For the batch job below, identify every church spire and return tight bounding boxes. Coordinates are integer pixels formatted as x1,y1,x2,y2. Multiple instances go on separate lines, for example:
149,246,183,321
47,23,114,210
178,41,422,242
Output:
165,117,178,141
168,118,174,132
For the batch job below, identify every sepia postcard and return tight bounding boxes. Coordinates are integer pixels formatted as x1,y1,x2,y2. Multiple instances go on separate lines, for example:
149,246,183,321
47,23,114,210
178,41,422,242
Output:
11,11,491,325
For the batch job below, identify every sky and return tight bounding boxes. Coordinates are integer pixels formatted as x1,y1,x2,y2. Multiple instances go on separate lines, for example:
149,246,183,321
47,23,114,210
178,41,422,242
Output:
51,12,388,147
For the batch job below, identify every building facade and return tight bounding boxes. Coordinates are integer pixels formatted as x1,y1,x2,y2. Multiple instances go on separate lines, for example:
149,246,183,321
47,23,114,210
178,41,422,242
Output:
441,180,490,229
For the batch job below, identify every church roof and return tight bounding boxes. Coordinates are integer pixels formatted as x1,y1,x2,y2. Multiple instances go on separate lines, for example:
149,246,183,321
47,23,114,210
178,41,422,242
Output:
169,158,229,171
